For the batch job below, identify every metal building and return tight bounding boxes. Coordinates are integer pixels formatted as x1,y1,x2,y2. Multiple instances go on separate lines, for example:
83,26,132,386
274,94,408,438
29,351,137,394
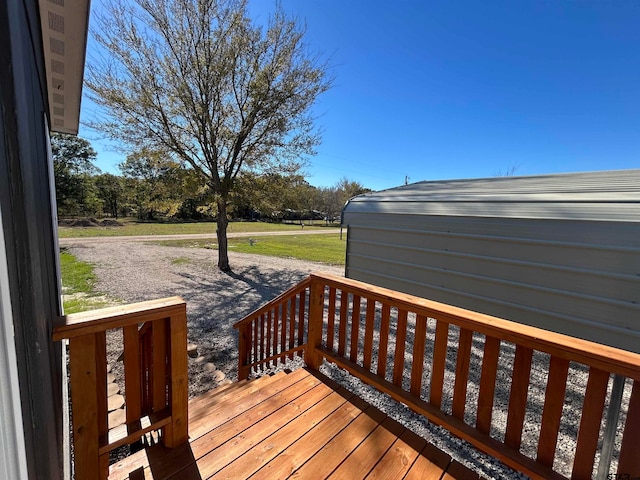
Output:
341,170,640,353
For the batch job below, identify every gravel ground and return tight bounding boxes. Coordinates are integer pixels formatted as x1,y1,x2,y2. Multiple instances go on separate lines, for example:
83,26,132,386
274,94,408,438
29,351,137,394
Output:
64,239,343,396
64,238,628,480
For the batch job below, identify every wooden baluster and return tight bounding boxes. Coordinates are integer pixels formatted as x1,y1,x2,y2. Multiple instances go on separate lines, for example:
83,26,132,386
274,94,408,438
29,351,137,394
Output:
349,295,361,363
266,310,272,368
289,297,296,356
536,356,570,467
123,325,142,426
392,309,408,387
430,321,449,409
95,331,109,477
259,313,265,371
338,291,348,356
280,303,287,359
164,310,189,447
297,288,306,350
139,329,147,415
142,328,153,414
363,298,375,371
476,336,501,434
410,315,428,396
617,379,640,477
452,328,473,420
144,325,153,413
238,323,251,380
571,367,609,480
272,307,279,366
152,319,168,411
69,334,100,480
505,345,533,450
376,304,391,378
571,368,609,480
253,317,259,369
326,287,337,351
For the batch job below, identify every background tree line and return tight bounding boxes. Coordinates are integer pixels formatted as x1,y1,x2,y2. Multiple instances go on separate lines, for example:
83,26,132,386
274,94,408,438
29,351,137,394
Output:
53,133,371,223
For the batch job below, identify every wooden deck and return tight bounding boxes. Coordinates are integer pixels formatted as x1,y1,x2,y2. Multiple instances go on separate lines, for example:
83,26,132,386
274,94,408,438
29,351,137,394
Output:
108,368,483,480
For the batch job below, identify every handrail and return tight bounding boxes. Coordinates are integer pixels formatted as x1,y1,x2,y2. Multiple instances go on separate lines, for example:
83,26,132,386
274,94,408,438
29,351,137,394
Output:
234,272,640,480
53,297,189,480
314,273,640,380
234,278,311,380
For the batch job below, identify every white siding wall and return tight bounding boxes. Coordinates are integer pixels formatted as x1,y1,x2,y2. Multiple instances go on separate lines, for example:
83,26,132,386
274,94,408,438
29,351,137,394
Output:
343,171,640,353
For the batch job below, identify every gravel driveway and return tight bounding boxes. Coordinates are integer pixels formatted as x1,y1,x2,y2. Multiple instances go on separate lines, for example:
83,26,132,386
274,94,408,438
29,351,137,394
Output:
64,238,343,396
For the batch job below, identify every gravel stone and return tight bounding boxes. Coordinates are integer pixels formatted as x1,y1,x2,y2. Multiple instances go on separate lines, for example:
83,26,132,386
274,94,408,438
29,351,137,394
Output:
107,394,125,411
187,344,199,357
107,383,120,396
203,362,217,373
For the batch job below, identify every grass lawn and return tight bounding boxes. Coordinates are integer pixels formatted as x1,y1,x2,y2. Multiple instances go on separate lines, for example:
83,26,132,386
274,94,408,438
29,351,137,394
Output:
155,233,346,265
58,219,338,238
60,250,115,313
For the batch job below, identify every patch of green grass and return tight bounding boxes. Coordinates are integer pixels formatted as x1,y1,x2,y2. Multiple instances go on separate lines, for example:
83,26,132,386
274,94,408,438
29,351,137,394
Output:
60,250,114,314
170,257,191,265
60,250,97,293
58,220,338,238
156,234,346,265
62,296,113,314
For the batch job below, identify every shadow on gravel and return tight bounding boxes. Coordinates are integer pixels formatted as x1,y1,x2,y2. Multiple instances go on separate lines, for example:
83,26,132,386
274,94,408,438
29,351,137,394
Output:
164,264,322,395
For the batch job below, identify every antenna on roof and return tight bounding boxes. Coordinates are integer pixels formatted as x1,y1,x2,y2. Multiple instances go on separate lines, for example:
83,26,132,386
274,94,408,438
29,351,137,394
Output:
404,175,410,185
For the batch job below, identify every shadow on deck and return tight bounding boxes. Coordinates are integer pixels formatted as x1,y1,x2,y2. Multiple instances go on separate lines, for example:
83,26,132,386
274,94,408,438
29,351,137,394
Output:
108,368,481,480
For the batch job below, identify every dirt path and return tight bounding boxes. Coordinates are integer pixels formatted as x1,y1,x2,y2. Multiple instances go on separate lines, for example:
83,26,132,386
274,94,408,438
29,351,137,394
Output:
58,228,340,245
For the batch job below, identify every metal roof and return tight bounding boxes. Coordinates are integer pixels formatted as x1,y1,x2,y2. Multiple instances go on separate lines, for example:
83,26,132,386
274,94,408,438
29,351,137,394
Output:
343,170,640,222
39,0,90,134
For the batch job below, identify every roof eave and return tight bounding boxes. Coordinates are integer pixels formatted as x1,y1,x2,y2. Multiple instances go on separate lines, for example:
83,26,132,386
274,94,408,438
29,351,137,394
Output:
39,0,91,135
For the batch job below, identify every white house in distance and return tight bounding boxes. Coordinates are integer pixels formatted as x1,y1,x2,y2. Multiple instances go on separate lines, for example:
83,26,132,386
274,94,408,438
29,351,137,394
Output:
341,170,640,353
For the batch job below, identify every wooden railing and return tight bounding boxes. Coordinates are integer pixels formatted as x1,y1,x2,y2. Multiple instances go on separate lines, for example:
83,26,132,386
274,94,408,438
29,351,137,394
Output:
53,297,189,480
235,277,311,379
234,272,640,480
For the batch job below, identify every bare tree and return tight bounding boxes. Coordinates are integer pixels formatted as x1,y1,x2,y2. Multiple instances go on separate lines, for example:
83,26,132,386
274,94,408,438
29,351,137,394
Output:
494,162,521,177
85,0,332,271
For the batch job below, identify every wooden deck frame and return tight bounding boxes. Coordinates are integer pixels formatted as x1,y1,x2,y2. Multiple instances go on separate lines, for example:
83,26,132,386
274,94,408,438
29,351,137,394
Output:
234,272,640,480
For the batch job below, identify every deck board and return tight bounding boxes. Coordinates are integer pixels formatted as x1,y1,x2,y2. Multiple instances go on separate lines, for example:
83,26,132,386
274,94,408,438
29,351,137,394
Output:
108,368,485,480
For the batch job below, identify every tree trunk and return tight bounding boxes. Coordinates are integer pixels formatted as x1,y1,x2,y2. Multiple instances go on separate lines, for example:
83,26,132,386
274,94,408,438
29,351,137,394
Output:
216,197,231,272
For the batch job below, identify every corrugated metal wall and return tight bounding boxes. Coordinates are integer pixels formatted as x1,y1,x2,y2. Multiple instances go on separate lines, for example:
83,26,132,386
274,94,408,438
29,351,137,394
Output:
342,171,640,353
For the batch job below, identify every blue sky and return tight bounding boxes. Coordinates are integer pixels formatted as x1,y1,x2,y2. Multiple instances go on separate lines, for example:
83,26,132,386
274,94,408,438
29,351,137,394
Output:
80,0,640,191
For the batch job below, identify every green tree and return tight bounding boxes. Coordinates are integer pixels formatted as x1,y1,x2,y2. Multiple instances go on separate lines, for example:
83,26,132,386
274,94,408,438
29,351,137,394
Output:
51,133,100,216
335,177,371,202
231,173,320,222
94,173,123,218
120,149,210,220
317,186,342,224
85,0,332,271
120,149,181,219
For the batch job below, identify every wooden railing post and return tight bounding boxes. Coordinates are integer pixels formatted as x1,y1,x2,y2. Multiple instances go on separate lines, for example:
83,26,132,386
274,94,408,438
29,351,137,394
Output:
238,323,251,380
164,308,189,447
95,332,109,478
306,278,325,370
68,334,101,480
